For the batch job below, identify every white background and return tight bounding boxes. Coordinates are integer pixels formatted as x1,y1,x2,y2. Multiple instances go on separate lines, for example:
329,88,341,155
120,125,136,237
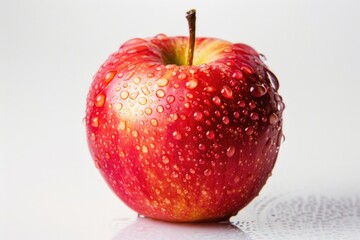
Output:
1,0,360,239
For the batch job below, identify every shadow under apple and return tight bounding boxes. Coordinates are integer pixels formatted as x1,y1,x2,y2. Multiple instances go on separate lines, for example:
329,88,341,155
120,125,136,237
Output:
112,216,250,240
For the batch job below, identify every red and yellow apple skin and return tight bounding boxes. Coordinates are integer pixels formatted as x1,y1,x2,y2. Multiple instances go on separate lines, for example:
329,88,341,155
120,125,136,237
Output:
85,34,284,222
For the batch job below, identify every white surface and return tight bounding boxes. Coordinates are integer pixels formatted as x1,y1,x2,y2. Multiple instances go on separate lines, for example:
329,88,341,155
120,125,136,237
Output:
1,0,360,239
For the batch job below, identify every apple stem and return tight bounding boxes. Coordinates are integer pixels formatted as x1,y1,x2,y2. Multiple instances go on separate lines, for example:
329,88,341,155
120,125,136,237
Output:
186,9,196,66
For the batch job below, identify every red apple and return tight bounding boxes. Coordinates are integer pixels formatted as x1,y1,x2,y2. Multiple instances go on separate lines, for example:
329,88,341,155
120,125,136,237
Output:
85,10,284,222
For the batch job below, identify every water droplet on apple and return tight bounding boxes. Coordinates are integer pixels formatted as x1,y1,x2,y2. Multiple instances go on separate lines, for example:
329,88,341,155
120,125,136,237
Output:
269,113,278,125
212,96,222,106
130,91,139,100
118,120,126,130
156,89,165,98
155,188,161,194
132,130,139,138
206,130,215,140
232,70,243,80
194,111,204,121
132,76,141,85
172,131,182,140
234,176,240,183
241,65,254,75
141,86,150,95
222,116,230,125
250,112,259,121
262,138,273,153
104,71,116,84
120,91,129,99
267,70,279,90
204,169,212,176
162,155,170,164
277,101,285,111
185,79,198,89
249,101,257,110
142,145,148,153
138,97,147,105
155,33,168,40
245,126,254,136
166,95,175,104
115,102,123,111
145,107,152,115
221,86,233,99
178,73,187,80
90,133,96,141
95,93,106,107
156,105,164,113
150,118,158,126
156,78,169,87
250,84,267,97
259,53,267,64
226,145,236,157
198,143,206,151
171,172,179,178
91,117,99,127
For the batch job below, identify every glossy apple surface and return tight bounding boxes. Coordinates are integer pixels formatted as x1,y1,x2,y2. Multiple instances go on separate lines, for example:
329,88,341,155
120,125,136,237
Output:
85,34,284,222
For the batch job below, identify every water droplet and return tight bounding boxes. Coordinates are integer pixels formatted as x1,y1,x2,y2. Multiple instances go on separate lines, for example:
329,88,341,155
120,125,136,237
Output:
162,155,169,164
141,86,150,95
90,133,96,141
156,89,165,98
91,117,99,127
142,145,148,153
132,130,139,138
198,143,206,151
250,112,259,121
172,131,182,140
262,138,273,153
250,84,267,97
206,130,215,140
185,79,198,89
95,93,106,107
155,188,160,194
226,145,236,157
150,118,158,126
118,120,126,130
104,71,116,84
221,85,233,99
234,176,240,183
241,65,254,75
132,76,141,85
156,105,164,113
177,73,187,80
115,102,123,111
249,101,257,109
193,111,204,121
138,97,147,105
212,96,222,106
245,126,254,136
222,116,230,125
166,95,175,104
259,53,267,63
130,91,139,100
204,169,212,176
277,101,285,111
120,91,129,99
145,107,152,115
156,78,169,87
204,86,216,92
269,113,278,125
171,172,179,178
232,70,243,79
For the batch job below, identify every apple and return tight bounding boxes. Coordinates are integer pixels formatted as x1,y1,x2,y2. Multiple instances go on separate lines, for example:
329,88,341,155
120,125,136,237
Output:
85,9,284,222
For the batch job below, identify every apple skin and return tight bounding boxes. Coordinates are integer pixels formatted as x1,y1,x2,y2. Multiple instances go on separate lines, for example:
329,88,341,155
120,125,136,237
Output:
85,34,284,222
